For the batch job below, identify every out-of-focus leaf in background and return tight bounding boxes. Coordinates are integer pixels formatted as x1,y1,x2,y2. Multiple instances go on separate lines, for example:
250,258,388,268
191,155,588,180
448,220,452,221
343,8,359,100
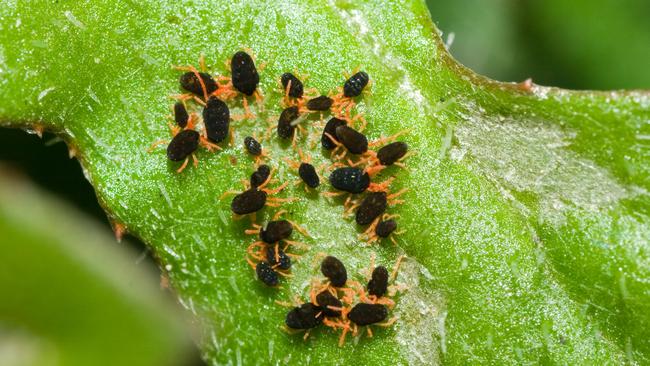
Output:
0,169,193,366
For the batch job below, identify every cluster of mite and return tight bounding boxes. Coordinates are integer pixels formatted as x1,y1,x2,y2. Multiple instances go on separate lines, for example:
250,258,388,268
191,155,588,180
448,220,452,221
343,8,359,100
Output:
151,50,410,345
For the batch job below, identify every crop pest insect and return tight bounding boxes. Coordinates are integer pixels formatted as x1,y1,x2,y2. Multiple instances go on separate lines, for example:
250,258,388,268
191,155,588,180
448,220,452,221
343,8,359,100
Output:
343,71,370,98
277,106,300,140
347,303,387,326
166,129,199,163
179,71,218,98
203,96,230,143
244,136,261,156
173,102,189,128
355,191,387,226
322,117,346,150
266,245,292,270
328,167,370,194
224,168,294,219
250,164,271,188
255,261,279,287
285,303,324,329
367,265,389,298
231,51,260,96
315,290,343,317
377,141,408,166
335,125,368,155
321,256,347,287
281,72,304,98
284,149,323,190
306,95,333,111
375,219,397,238
259,220,293,243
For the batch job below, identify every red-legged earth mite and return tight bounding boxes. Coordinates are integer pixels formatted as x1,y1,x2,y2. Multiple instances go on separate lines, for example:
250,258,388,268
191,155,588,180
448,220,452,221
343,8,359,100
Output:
355,191,387,226
250,164,271,188
225,168,294,218
322,117,346,150
173,102,189,129
255,261,279,287
306,95,333,111
203,96,230,144
299,163,320,188
266,245,292,270
231,51,260,96
259,220,293,243
377,141,409,166
375,219,397,239
179,71,218,99
335,125,368,155
343,71,370,98
315,290,343,317
243,135,270,165
367,265,389,298
285,303,324,329
321,256,347,287
281,72,304,98
277,106,300,140
167,129,199,164
348,303,388,326
328,167,370,194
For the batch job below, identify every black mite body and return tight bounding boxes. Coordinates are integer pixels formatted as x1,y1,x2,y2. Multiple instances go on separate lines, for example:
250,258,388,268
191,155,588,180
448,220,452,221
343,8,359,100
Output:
256,261,279,286
260,220,293,243
231,189,267,215
321,256,347,287
348,303,388,326
299,163,320,188
306,95,333,111
173,102,189,128
329,167,370,194
180,71,218,96
231,51,259,96
277,106,299,139
355,192,387,225
343,71,369,98
281,72,304,98
375,219,397,238
244,136,262,156
377,142,408,166
285,303,324,329
266,246,291,270
250,164,271,188
367,266,389,297
316,290,342,317
335,125,368,154
322,117,346,150
167,129,199,162
203,97,230,143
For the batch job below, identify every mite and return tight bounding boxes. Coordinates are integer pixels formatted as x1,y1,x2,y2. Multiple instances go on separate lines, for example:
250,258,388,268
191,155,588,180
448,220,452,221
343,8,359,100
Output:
231,189,267,215
173,102,189,128
179,71,218,96
377,141,408,166
250,164,271,188
347,303,388,326
315,290,342,317
299,162,320,188
355,192,387,226
306,95,333,111
285,303,324,329
321,256,347,287
260,220,293,243
203,96,230,143
244,136,262,156
266,245,291,270
335,125,368,154
277,106,300,139
166,129,199,162
329,167,370,194
256,261,279,287
367,265,389,297
281,72,304,98
231,51,259,96
321,117,346,150
343,71,369,98
375,219,397,238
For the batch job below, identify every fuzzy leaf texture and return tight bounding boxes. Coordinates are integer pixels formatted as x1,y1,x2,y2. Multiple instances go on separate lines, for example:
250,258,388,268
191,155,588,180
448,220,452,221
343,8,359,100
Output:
1,0,649,364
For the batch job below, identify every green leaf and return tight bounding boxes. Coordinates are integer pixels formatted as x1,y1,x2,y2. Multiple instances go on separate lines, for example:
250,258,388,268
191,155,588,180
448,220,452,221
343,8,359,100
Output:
1,0,649,364
0,172,191,366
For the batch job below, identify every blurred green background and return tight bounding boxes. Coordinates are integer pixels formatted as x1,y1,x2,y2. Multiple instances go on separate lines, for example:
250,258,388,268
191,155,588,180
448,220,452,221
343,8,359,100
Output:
0,0,648,364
